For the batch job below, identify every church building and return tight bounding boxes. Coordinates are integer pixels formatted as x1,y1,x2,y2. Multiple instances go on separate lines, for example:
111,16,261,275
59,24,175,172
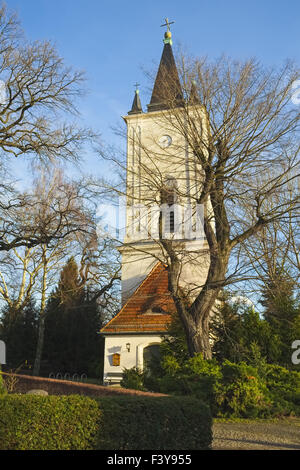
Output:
100,21,209,385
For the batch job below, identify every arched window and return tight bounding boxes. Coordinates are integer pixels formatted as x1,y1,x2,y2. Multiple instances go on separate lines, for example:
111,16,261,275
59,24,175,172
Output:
143,344,161,370
160,177,178,234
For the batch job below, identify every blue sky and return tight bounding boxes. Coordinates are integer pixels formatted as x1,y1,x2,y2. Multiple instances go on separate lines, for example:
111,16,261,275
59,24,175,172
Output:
5,0,300,181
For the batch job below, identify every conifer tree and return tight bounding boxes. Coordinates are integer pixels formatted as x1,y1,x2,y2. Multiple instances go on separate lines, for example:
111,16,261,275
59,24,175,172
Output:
43,258,104,377
260,270,300,366
0,300,39,369
212,292,282,364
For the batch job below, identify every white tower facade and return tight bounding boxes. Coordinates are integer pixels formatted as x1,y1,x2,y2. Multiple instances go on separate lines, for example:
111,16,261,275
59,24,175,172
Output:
120,29,210,305
101,25,210,386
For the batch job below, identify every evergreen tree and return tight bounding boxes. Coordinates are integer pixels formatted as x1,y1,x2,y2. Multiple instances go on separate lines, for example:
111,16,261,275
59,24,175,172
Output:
260,271,300,367
0,300,38,369
212,292,282,364
42,258,104,377
212,293,243,363
160,310,190,365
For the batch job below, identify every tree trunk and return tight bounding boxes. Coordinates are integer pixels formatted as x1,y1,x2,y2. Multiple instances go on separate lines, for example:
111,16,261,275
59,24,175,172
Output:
180,286,220,359
33,246,47,377
168,249,229,360
33,313,45,376
184,316,212,359
189,254,229,358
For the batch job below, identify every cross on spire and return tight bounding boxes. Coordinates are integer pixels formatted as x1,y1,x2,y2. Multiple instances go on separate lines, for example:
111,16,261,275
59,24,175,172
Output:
148,17,183,112
160,17,174,32
128,82,143,114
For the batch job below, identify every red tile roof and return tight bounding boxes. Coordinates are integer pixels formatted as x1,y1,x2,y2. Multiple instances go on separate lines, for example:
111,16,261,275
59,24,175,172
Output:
101,263,176,334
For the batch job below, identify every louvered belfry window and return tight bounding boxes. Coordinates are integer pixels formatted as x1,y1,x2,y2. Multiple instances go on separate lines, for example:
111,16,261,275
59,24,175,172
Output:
160,177,177,233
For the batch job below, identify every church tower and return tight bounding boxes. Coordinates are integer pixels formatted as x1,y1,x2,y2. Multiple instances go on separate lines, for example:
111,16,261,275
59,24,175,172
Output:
101,21,209,385
120,22,208,305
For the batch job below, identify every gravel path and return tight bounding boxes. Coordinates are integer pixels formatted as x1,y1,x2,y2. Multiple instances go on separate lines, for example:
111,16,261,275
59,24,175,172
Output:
212,420,300,450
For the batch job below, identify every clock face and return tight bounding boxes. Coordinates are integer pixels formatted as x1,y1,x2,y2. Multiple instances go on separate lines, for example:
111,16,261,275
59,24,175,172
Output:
159,135,172,148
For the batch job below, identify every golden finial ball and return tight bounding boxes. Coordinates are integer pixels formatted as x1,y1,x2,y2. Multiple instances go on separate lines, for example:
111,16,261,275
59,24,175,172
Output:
164,31,172,39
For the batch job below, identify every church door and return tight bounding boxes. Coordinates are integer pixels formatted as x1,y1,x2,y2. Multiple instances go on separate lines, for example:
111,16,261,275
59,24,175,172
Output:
143,344,160,370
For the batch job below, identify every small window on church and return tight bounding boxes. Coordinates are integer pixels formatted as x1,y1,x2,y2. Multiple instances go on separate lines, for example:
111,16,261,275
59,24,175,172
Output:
151,306,166,314
160,177,178,234
112,353,121,366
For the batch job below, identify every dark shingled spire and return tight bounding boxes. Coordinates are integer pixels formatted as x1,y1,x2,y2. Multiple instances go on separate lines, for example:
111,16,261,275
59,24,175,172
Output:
128,88,143,115
148,31,183,112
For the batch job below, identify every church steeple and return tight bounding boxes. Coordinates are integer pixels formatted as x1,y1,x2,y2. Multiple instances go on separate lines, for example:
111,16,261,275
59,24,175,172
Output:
148,19,183,113
128,85,143,115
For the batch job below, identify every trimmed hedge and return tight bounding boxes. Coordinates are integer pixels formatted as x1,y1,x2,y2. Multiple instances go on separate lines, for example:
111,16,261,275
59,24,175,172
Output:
95,395,212,450
0,394,212,450
0,395,101,450
0,370,6,395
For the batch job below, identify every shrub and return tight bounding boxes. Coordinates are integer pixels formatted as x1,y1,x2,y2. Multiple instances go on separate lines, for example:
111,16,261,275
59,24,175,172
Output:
0,394,212,450
0,368,6,395
95,395,212,450
121,367,145,391
0,395,101,450
155,357,271,418
214,361,272,418
156,355,221,408
141,350,300,419
263,364,300,416
213,359,300,418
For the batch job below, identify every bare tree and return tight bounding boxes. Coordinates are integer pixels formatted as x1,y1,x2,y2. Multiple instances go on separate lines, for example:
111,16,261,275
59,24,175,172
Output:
32,234,120,376
102,55,300,359
0,3,95,252
77,235,121,316
0,167,91,252
239,177,300,301
0,3,91,161
0,166,120,375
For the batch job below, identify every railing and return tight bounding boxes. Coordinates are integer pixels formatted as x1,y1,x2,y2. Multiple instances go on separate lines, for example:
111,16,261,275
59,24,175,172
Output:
48,372,88,383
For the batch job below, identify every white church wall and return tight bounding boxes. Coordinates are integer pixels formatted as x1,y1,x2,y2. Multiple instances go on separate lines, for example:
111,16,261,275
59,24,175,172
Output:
120,108,210,303
102,334,163,385
0,340,5,365
118,244,158,304
120,239,210,304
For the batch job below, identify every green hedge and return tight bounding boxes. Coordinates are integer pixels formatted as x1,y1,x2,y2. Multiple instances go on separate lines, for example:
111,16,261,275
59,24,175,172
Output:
132,354,300,419
0,394,212,450
0,395,101,450
95,395,212,450
0,370,6,395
